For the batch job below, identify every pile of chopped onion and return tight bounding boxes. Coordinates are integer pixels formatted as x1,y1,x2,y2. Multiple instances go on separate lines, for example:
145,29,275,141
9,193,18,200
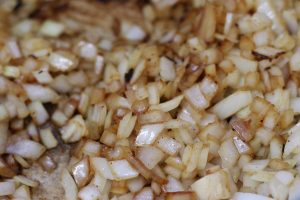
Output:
1,0,300,199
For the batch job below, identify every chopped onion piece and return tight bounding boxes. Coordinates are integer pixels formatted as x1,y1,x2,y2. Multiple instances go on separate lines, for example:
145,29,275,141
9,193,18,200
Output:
135,124,164,146
243,160,269,172
134,187,153,200
61,168,78,200
39,20,64,37
14,175,39,187
159,56,176,81
155,135,181,156
0,181,15,196
117,112,137,139
48,51,78,72
121,21,146,41
60,115,88,143
6,139,46,160
228,55,257,74
109,159,139,180
78,185,100,200
40,128,58,149
232,192,274,200
137,146,164,169
150,95,183,112
90,157,114,180
23,84,60,103
211,91,253,119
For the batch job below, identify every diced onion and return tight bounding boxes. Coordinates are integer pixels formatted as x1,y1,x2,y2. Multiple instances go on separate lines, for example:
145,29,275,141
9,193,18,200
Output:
135,124,164,146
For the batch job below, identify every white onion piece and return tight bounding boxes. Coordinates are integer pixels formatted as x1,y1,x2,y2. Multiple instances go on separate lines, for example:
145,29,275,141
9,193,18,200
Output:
283,122,300,158
159,56,176,81
13,185,31,200
137,146,164,169
163,176,184,192
0,181,15,196
71,158,90,188
211,91,253,119
134,187,153,200
228,55,257,74
127,176,146,193
78,42,97,61
191,170,232,200
39,20,64,37
90,157,114,180
243,160,269,172
135,124,164,146
289,177,300,200
6,139,46,160
28,101,49,125
218,138,240,168
121,21,146,41
40,128,58,149
61,169,78,200
60,115,88,143
78,185,100,200
184,84,208,110
117,112,137,139
109,159,139,180
14,175,39,187
150,95,183,112
23,84,60,103
156,136,181,156
48,51,78,72
275,171,294,186
232,192,274,200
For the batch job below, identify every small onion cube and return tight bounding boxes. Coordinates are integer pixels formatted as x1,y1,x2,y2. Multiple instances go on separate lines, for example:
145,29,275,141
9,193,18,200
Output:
135,124,164,146
109,159,139,180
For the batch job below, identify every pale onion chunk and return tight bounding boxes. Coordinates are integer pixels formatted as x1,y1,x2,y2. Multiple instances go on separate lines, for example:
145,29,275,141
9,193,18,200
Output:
290,51,300,72
90,157,114,180
28,101,49,125
134,187,153,200
13,185,31,200
48,51,78,72
211,91,253,119
60,115,88,143
155,135,181,156
243,160,269,172
117,112,137,139
130,60,146,84
253,46,284,59
23,84,60,103
78,185,101,200
191,170,232,200
61,168,78,200
127,176,146,193
13,175,39,187
163,176,184,192
159,56,176,81
135,124,164,146
71,158,90,188
0,181,15,196
39,20,64,37
275,171,294,186
40,128,58,149
228,55,258,74
232,192,274,200
289,177,300,200
184,84,208,110
149,95,183,112
6,139,46,160
137,146,164,169
218,138,240,168
283,122,300,158
109,159,139,180
121,21,146,41
33,69,53,84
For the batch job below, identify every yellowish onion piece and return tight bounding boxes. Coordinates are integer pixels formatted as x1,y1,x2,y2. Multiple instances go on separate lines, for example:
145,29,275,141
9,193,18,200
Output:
14,175,39,187
230,118,252,142
233,136,252,155
191,169,236,200
139,110,171,124
163,176,184,192
243,159,269,172
13,185,31,200
0,181,15,196
135,123,164,146
165,191,197,200
184,84,208,110
149,95,183,112
137,146,164,169
228,55,258,74
289,177,300,200
28,101,49,125
6,139,46,160
283,121,300,158
127,176,146,193
39,128,58,149
211,90,253,119
60,115,88,143
61,168,78,200
274,171,294,186
197,3,216,42
218,138,240,168
39,20,65,37
117,112,137,139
